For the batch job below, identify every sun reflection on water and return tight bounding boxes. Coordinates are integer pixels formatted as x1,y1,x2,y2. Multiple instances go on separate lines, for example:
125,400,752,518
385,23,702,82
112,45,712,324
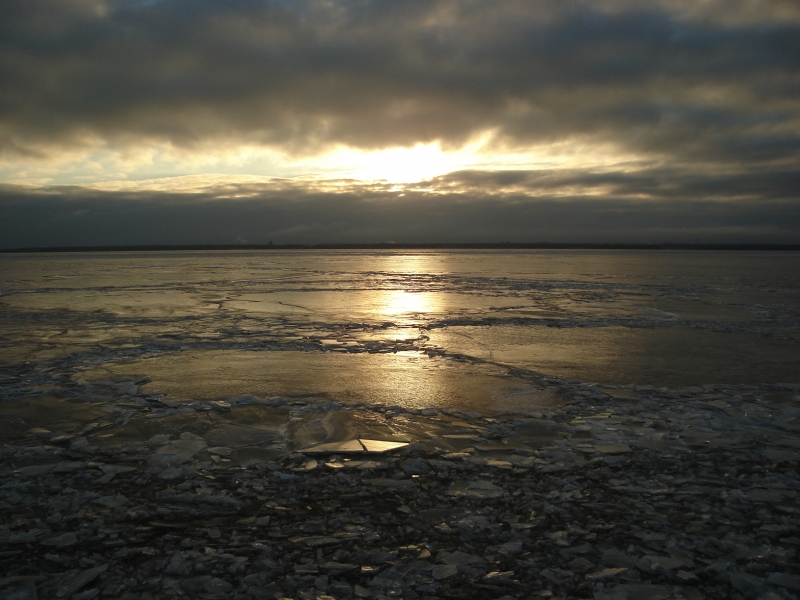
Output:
374,253,442,322
381,290,436,317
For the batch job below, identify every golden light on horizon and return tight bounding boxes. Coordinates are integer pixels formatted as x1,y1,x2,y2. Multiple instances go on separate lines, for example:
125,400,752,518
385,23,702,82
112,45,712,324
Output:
287,135,643,185
1,127,646,190
318,142,472,183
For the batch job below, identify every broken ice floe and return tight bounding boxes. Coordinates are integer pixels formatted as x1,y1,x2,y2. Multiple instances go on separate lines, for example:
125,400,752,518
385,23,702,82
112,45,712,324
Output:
2,380,800,599
301,439,409,454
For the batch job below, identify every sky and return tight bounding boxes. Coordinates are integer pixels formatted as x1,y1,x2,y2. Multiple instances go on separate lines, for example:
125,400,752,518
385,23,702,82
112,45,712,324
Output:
1,0,799,247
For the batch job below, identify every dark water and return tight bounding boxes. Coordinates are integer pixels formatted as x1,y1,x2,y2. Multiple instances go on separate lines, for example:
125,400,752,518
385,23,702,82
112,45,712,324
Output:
1,249,798,412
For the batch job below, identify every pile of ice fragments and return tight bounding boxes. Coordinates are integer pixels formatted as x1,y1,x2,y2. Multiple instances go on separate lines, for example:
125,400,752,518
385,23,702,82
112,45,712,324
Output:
1,382,799,600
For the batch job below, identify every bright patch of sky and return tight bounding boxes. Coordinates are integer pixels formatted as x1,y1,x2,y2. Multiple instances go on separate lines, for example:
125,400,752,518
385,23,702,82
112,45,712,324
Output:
1,131,645,191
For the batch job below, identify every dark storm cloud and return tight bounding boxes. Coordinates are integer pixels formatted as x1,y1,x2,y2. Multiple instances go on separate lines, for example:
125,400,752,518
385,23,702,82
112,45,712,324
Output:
2,0,799,167
433,167,800,201
2,173,799,248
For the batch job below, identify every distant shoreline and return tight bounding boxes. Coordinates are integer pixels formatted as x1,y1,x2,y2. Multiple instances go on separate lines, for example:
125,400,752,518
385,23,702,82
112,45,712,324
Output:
0,242,800,254
1,242,800,253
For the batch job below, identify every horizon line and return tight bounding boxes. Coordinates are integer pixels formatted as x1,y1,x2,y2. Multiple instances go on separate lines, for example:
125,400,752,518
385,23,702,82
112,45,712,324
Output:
3,242,800,253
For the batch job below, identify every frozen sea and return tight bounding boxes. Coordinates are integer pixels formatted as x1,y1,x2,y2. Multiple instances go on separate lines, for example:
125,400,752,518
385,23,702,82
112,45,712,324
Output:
4,250,800,600
1,249,798,415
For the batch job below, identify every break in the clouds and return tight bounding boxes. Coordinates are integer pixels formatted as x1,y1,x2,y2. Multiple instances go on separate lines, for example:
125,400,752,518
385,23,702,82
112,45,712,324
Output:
1,0,799,244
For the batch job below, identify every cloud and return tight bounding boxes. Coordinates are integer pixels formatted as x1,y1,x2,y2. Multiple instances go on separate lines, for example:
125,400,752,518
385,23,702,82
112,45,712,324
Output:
1,171,798,248
1,0,799,173
1,0,798,244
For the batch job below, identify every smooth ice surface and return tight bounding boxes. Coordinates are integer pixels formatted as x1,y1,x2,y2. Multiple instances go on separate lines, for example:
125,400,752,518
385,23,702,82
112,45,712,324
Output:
78,350,558,412
427,325,800,387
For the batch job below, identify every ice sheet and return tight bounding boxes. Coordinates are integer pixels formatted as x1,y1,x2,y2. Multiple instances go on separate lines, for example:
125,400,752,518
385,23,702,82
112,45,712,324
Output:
1,249,798,415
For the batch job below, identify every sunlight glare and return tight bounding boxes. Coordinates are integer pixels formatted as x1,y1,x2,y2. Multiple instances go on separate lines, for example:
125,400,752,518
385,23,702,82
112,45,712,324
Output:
321,143,466,183
382,290,435,316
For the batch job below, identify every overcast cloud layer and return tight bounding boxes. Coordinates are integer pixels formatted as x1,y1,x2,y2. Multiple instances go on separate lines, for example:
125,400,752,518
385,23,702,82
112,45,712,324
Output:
1,0,799,245
3,172,799,247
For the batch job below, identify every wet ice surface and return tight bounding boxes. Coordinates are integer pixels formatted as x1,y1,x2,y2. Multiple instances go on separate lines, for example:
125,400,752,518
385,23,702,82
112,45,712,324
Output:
1,250,799,392
76,350,559,413
0,250,799,599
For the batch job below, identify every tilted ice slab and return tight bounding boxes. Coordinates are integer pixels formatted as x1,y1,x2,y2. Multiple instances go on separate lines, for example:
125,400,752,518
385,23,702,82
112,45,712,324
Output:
300,439,409,454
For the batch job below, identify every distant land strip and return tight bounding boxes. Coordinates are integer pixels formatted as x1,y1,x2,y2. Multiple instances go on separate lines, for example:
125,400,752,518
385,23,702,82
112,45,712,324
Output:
2,243,800,253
